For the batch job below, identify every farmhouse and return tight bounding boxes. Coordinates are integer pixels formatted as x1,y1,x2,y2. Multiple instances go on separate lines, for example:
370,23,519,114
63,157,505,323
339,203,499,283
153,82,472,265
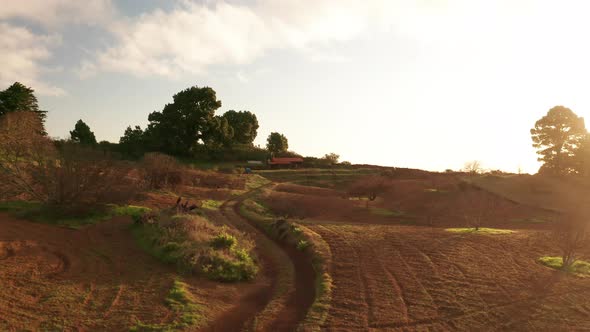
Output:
268,157,304,168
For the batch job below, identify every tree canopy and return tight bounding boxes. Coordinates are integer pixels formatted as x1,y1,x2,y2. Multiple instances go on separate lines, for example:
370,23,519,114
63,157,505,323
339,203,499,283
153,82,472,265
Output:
203,115,234,149
323,153,340,164
146,86,222,156
0,82,47,133
119,125,146,158
221,110,259,145
531,106,587,175
266,132,288,155
70,119,97,145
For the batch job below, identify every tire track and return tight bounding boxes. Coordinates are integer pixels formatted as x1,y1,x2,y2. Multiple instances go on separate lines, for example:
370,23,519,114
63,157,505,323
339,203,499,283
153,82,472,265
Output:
313,225,370,329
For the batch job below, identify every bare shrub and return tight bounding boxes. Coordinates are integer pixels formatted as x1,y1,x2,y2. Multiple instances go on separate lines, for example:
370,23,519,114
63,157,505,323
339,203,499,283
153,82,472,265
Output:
141,152,183,189
554,210,589,269
347,175,391,207
463,160,484,174
41,143,139,208
458,185,497,230
0,112,56,201
264,193,309,219
0,113,139,209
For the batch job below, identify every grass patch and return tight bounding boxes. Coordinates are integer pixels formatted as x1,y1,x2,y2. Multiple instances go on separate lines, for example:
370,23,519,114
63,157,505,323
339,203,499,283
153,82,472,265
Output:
538,256,590,276
245,174,271,190
200,199,223,210
0,201,151,229
445,227,515,235
368,207,404,217
296,239,310,251
131,279,203,331
110,205,152,223
131,213,258,282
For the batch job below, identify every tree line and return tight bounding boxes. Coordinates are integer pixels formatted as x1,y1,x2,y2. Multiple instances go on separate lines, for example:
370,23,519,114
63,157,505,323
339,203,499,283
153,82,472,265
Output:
0,82,343,165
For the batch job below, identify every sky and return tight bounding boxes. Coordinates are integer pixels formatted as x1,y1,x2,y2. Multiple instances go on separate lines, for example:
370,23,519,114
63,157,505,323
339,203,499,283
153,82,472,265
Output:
2,0,590,174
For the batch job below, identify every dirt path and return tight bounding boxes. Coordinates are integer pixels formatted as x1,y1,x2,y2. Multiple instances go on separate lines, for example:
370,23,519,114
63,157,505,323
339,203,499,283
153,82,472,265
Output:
0,212,277,331
204,189,316,331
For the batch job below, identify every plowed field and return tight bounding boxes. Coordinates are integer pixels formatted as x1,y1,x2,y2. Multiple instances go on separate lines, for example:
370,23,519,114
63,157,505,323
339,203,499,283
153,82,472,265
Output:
307,223,590,331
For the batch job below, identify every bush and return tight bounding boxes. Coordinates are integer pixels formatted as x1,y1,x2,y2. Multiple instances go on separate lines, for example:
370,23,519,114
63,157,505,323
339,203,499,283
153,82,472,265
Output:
210,233,237,249
142,152,184,189
132,213,258,282
199,250,257,282
296,239,310,251
0,114,140,211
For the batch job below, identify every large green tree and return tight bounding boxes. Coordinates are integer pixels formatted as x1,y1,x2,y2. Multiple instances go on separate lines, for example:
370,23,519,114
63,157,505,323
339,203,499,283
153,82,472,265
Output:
119,125,146,158
531,106,587,175
204,116,234,148
146,86,222,156
0,82,47,133
70,119,97,145
221,110,259,145
266,132,288,155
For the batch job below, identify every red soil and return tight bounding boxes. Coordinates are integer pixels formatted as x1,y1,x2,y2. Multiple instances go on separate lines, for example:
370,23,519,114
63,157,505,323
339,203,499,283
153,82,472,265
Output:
309,223,590,331
212,192,316,331
0,213,272,331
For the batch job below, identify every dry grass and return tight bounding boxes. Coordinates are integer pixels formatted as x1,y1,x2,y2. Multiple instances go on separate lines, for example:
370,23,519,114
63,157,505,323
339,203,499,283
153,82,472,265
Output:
132,212,258,282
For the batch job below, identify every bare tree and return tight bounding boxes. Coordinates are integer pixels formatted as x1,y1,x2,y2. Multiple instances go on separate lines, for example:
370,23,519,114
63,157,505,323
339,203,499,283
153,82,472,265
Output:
0,112,138,209
554,211,589,269
459,185,496,231
0,111,56,201
347,175,390,208
463,160,483,174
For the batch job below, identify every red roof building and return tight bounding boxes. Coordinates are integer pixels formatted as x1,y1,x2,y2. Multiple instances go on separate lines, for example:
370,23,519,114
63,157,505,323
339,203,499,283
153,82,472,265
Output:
268,157,304,167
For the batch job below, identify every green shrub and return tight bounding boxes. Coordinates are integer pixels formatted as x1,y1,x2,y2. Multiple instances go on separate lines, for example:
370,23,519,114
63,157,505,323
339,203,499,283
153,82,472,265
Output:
291,225,303,236
199,251,258,282
132,213,258,282
210,233,237,249
296,239,310,251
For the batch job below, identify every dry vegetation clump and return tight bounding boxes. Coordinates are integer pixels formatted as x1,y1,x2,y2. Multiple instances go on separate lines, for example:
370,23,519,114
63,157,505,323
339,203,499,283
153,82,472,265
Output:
0,112,140,211
180,168,245,190
347,175,391,207
551,209,590,270
133,210,258,282
141,152,184,190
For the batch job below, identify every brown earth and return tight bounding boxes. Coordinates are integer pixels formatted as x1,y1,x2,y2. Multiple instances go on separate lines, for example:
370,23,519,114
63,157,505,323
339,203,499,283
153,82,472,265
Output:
0,213,273,331
259,173,590,331
306,223,590,331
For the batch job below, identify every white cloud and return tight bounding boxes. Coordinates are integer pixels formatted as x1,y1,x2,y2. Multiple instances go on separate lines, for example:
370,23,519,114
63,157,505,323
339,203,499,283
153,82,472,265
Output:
0,23,65,96
0,0,117,95
0,0,116,27
80,0,395,78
